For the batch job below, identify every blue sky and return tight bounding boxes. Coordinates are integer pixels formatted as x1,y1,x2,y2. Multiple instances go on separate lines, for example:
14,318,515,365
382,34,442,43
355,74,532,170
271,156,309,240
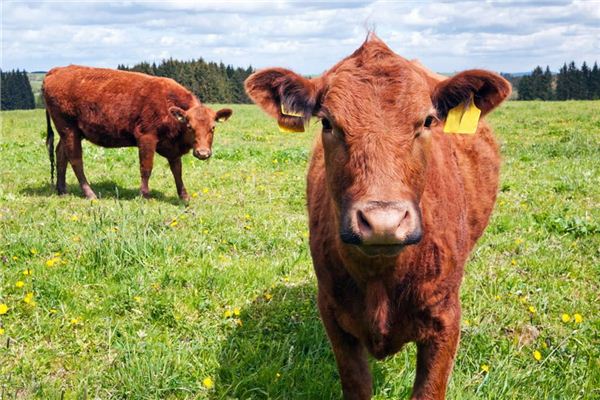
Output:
2,1,599,74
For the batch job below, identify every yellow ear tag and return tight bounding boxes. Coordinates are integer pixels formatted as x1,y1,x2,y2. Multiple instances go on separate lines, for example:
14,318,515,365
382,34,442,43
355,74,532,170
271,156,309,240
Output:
443,97,481,134
278,103,305,133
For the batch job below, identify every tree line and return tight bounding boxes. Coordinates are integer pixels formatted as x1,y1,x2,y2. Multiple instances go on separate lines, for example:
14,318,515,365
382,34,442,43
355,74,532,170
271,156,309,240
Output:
1,69,35,110
518,61,600,100
118,58,254,104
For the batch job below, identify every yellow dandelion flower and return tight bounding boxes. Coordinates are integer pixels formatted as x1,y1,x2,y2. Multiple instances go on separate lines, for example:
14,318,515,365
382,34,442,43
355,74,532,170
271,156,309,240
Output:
264,293,273,301
0,304,9,315
191,192,198,198
511,259,517,266
573,313,583,323
284,277,290,283
233,307,241,316
276,372,281,378
12,256,18,261
0,328,5,335
533,350,542,361
49,308,58,314
528,306,536,314
514,238,523,245
202,188,209,194
23,292,35,305
272,159,278,164
463,319,471,327
70,317,81,325
494,295,502,301
481,364,490,373
519,296,528,305
223,309,233,318
23,268,33,276
15,281,25,288
133,296,142,303
203,229,209,235
46,257,60,267
561,313,571,323
72,236,81,242
70,215,79,221
169,220,178,227
202,377,214,389
30,248,38,255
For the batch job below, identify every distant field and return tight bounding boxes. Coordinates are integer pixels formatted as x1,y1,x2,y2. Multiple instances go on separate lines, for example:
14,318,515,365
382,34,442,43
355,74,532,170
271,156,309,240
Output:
0,102,598,399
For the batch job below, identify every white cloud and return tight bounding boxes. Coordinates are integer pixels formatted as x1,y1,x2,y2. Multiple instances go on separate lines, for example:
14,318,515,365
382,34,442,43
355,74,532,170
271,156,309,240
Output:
1,0,598,74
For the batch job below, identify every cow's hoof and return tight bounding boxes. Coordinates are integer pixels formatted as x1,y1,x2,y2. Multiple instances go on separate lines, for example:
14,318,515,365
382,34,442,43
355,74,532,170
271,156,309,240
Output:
141,192,151,199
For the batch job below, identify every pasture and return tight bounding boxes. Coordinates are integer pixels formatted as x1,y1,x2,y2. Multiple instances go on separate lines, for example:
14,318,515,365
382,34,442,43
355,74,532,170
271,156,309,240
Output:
0,101,598,399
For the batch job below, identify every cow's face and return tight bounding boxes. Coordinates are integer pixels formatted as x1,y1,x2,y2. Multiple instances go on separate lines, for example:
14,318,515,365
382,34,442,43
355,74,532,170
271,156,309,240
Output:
246,36,510,258
169,105,232,159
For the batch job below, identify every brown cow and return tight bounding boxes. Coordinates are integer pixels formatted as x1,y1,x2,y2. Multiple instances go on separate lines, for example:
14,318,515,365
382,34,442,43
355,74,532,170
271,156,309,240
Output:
246,34,510,399
43,65,232,201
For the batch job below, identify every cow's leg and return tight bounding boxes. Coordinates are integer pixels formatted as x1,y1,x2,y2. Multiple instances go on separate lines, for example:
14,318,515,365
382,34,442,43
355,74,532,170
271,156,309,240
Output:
319,293,372,400
55,139,68,195
61,127,96,199
168,157,189,201
137,135,157,199
411,307,461,400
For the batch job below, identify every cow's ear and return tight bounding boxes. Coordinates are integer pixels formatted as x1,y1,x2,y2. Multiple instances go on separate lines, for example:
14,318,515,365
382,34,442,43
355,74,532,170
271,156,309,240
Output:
245,68,321,132
215,108,233,123
169,106,188,123
432,70,511,119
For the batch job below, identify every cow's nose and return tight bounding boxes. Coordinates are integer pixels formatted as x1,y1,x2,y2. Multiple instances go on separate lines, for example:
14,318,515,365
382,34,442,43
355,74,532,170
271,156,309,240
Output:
193,149,212,160
351,201,422,246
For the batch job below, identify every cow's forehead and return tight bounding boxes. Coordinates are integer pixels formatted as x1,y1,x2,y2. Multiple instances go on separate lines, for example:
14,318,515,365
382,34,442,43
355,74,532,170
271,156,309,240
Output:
321,38,433,127
188,105,212,122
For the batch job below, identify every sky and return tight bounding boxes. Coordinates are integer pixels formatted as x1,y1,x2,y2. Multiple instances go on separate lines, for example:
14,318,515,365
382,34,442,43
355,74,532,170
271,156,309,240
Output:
1,0,599,75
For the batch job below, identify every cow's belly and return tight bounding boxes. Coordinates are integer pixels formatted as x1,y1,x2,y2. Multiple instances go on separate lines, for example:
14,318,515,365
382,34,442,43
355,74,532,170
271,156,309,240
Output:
78,122,137,148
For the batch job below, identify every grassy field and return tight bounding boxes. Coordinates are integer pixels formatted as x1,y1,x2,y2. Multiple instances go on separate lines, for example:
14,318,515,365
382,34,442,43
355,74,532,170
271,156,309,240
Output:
0,101,598,399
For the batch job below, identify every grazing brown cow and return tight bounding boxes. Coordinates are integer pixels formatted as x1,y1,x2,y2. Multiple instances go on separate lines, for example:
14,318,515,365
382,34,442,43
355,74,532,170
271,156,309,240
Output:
246,35,510,399
43,65,232,201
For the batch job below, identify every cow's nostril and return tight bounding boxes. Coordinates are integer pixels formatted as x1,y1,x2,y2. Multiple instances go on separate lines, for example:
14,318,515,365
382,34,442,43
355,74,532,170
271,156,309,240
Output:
357,209,371,232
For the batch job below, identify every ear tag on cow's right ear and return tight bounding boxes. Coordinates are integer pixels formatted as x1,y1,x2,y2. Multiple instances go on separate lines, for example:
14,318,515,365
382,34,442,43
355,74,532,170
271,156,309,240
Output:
443,97,481,134
278,103,305,133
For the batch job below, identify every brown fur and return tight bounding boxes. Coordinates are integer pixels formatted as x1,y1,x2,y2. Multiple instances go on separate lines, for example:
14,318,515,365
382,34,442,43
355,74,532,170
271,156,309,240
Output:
43,65,232,200
246,35,510,399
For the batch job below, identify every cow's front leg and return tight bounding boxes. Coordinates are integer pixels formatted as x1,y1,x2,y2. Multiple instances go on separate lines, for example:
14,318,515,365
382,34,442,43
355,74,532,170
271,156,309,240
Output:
168,157,189,202
412,307,461,400
138,135,157,199
319,293,372,400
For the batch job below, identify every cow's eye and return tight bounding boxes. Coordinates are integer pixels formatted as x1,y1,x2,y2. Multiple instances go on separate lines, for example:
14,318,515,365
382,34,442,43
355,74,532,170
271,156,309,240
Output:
321,118,332,131
424,115,435,128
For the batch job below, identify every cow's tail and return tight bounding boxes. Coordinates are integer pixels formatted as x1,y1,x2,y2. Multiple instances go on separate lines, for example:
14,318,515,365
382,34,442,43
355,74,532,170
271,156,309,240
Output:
45,108,55,185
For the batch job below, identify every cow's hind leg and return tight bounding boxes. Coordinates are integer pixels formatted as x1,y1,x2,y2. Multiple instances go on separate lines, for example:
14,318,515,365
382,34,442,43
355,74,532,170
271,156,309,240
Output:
55,139,68,195
53,116,96,199
137,135,158,199
319,293,372,400
63,127,96,199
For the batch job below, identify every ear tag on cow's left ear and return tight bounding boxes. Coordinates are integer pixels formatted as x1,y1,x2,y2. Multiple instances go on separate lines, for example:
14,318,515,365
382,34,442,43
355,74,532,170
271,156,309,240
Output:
443,97,481,134
278,103,305,133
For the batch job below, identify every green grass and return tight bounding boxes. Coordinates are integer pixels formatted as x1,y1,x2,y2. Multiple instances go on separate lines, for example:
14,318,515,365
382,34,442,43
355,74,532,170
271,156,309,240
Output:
0,101,598,399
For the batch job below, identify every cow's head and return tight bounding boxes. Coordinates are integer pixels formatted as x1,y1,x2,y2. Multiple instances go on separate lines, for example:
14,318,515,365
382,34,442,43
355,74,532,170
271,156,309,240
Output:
169,105,233,159
246,35,510,258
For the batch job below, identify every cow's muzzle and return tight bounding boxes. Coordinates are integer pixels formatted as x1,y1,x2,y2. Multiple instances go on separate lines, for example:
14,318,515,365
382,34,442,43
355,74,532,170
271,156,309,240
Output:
340,200,422,256
193,148,212,160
